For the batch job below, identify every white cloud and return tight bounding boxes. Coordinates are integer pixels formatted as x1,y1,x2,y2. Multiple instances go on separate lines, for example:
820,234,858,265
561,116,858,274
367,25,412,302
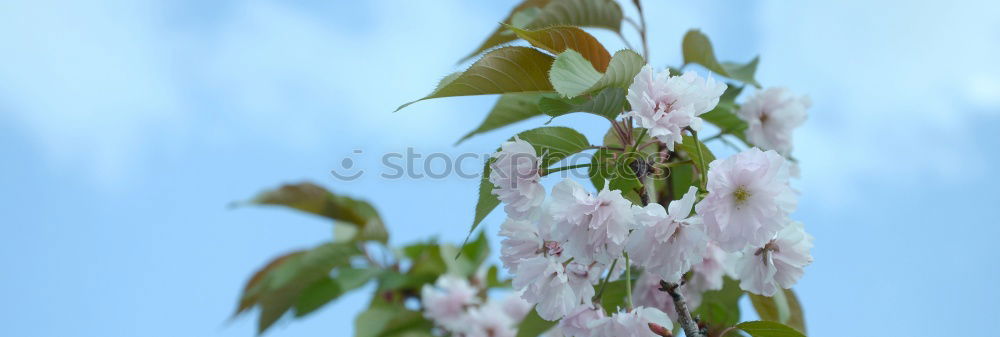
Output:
754,0,1000,205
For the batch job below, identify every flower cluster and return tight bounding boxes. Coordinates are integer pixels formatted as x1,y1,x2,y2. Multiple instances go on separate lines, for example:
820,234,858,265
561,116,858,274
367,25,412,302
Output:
475,69,813,337
421,275,532,337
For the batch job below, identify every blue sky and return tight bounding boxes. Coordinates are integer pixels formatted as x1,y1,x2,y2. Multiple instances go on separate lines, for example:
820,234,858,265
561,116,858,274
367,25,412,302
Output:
1,0,999,336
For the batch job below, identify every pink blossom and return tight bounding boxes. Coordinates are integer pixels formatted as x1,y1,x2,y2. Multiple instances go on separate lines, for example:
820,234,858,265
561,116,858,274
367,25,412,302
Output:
626,66,727,150
696,148,797,252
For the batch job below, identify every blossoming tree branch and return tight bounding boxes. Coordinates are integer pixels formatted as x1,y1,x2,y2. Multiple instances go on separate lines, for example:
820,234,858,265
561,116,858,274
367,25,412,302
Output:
231,1,813,336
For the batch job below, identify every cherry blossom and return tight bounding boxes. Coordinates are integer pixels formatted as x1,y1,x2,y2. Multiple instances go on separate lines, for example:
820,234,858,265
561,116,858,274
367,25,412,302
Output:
626,65,727,150
511,256,577,320
498,218,545,273
490,137,545,219
549,179,637,265
735,221,814,296
463,299,518,337
696,147,797,252
558,304,605,337
420,275,480,331
588,306,673,337
737,88,809,157
626,186,708,283
688,242,730,294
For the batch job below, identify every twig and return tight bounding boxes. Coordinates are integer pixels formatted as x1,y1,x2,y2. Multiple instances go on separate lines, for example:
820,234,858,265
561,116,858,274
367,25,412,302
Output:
659,281,705,337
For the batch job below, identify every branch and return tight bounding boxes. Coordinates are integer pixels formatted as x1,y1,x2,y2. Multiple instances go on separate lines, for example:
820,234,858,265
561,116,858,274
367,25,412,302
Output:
659,281,705,337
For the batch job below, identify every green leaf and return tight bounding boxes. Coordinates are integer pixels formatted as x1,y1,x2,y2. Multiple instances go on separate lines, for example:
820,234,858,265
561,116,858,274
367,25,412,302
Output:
507,25,612,72
516,307,558,337
485,265,511,288
398,47,556,111
694,276,744,328
458,0,553,63
468,126,590,239
293,277,342,317
244,182,388,243
469,159,501,246
681,29,760,87
735,321,806,337
748,289,806,334
457,94,545,145
237,242,362,333
460,0,624,63
598,279,628,314
461,230,491,269
516,126,592,168
528,0,623,33
355,306,434,337
549,49,644,98
539,87,626,121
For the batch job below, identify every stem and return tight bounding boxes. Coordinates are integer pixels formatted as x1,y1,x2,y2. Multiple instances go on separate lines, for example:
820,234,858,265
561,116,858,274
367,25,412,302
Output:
629,0,650,60
661,281,705,337
541,164,591,176
688,128,708,190
616,31,637,51
630,128,648,152
624,253,633,310
637,139,659,151
592,258,619,303
654,160,693,170
588,145,625,152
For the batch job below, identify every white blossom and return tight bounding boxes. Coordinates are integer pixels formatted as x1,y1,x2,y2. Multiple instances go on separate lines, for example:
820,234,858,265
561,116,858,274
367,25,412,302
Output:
421,275,480,331
696,148,797,252
626,186,708,283
736,221,814,296
498,218,544,273
737,88,809,157
549,179,637,265
490,137,545,219
511,256,577,320
558,304,605,337
626,65,727,150
500,291,533,322
688,242,730,294
588,306,673,337
464,298,517,337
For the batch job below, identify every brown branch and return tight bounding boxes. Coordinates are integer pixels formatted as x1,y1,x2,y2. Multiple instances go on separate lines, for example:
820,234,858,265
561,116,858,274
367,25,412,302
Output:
659,281,705,337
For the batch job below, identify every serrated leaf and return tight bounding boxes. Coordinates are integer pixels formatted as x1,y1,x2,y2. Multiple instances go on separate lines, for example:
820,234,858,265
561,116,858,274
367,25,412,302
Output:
460,0,623,63
459,0,553,63
681,29,760,87
469,159,501,244
507,25,611,72
549,49,644,98
516,306,558,337
748,289,806,334
457,94,545,145
243,182,388,243
528,0,623,32
468,127,590,241
735,321,806,337
398,47,556,111
540,87,625,121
